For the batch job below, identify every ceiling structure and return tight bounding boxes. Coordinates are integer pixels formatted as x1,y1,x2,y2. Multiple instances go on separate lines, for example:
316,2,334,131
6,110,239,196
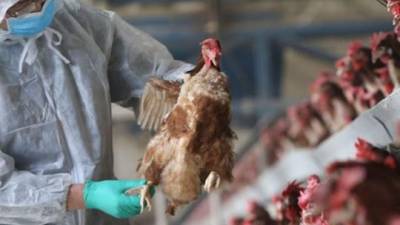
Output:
85,0,392,127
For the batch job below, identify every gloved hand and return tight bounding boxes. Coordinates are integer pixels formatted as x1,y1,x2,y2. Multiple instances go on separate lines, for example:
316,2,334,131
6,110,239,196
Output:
83,179,155,219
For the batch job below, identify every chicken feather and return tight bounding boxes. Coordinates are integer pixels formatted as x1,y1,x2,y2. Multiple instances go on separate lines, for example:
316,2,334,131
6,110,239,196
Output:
133,38,236,215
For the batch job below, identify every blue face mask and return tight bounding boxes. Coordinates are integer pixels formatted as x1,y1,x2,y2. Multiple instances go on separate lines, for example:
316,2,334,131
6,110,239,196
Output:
7,0,57,37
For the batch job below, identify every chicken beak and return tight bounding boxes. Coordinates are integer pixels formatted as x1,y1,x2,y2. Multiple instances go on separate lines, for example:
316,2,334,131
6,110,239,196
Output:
211,58,217,66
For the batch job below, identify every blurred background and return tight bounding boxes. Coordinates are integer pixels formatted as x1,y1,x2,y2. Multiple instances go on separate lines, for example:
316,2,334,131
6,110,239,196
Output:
79,0,393,224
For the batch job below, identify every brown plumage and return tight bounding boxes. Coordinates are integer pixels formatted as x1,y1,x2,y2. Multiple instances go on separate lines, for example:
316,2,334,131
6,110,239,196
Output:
131,38,236,215
273,181,304,225
320,162,400,225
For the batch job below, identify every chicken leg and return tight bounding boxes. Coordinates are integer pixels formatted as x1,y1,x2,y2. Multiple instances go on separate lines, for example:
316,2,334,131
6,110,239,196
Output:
203,171,221,192
125,182,153,213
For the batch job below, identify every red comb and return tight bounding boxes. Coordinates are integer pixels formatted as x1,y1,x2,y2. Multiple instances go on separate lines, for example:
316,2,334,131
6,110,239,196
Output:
355,138,398,169
388,0,400,20
201,38,222,50
246,201,259,213
371,32,391,52
347,41,363,56
355,138,379,161
298,175,321,210
310,72,335,93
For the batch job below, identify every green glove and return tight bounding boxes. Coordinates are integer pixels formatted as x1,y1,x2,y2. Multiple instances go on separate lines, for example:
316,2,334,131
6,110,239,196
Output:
83,179,154,219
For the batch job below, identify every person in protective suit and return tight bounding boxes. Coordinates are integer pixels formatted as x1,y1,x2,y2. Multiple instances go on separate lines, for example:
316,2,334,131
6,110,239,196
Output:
0,0,192,224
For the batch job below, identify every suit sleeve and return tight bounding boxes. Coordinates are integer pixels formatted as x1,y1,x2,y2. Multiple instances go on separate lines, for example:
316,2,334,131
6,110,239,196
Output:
0,151,73,225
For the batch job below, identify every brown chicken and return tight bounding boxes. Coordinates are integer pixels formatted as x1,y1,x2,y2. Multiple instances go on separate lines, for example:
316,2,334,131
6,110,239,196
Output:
260,118,294,166
129,38,236,215
307,136,400,225
355,138,398,170
298,175,329,225
229,217,245,225
318,161,400,225
386,0,400,37
239,201,277,225
371,32,400,90
336,42,387,113
273,181,304,225
287,102,328,147
310,72,356,133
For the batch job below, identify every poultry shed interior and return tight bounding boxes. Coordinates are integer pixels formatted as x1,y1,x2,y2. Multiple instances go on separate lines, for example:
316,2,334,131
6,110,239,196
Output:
78,0,399,224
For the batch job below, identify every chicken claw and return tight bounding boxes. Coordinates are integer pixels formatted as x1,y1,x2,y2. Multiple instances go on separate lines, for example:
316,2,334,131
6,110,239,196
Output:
204,171,221,192
125,184,153,213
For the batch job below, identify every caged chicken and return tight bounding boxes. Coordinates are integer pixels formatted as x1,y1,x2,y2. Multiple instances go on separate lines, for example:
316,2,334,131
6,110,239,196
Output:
298,175,328,225
384,0,400,37
229,218,245,225
318,161,400,225
310,72,356,133
241,201,277,225
355,138,398,170
287,102,328,147
273,181,304,225
371,32,400,90
336,42,385,113
305,135,400,225
127,38,236,215
260,118,295,166
260,127,284,166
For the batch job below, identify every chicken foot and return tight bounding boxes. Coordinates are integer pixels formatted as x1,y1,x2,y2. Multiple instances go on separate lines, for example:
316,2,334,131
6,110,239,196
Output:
125,182,154,213
203,171,221,192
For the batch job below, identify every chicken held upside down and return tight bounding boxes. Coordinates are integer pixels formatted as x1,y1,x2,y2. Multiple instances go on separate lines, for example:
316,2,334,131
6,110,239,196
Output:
127,38,236,215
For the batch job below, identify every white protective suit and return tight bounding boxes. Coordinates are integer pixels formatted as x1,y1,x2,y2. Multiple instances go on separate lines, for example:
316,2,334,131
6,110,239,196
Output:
0,0,192,224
